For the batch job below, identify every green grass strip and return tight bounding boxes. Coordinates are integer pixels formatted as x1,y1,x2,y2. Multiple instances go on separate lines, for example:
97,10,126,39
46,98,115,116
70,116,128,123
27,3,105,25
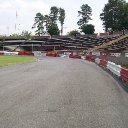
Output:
0,56,37,67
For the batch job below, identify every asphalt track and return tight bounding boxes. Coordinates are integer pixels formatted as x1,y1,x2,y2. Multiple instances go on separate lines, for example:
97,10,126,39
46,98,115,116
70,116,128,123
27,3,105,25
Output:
0,57,128,128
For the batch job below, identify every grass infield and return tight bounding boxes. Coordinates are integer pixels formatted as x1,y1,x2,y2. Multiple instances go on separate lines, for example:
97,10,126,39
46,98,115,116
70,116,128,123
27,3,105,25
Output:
0,56,37,67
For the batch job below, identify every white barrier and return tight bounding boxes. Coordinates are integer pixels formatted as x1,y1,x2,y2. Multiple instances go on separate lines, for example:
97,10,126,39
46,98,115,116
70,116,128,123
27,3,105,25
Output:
92,52,100,56
60,54,69,58
4,52,18,56
33,51,43,56
107,61,121,77
95,58,101,64
81,56,86,60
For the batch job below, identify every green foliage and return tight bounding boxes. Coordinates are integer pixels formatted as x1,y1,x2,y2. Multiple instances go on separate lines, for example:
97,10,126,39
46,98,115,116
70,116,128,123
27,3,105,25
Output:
47,24,60,37
11,30,32,39
44,15,51,31
100,0,127,32
77,4,92,27
49,6,59,24
122,3,128,29
11,33,21,37
32,6,65,36
32,12,44,36
67,30,80,36
58,8,65,35
21,30,32,39
81,24,95,35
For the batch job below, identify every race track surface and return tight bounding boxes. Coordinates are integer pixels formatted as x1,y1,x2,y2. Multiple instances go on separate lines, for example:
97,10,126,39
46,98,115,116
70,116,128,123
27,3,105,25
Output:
0,57,128,128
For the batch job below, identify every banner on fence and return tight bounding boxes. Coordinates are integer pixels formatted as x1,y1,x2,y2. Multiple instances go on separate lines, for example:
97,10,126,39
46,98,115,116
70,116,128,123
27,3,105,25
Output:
125,53,128,57
92,52,100,56
110,53,121,57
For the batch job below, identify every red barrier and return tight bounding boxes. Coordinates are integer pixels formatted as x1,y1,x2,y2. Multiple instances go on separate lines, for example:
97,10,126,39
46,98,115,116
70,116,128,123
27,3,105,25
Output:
46,53,60,57
18,52,34,56
0,52,4,55
121,68,128,84
69,54,81,59
99,59,108,68
86,55,96,62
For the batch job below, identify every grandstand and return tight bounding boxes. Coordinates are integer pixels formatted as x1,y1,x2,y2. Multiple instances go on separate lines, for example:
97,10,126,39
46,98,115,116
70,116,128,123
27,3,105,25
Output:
0,34,127,53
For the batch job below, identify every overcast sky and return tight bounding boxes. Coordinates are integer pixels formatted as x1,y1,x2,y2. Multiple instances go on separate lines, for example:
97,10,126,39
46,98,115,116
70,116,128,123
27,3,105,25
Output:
0,0,126,36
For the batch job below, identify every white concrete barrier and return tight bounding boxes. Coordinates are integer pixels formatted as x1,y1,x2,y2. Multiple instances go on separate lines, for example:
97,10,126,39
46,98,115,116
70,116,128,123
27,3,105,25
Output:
107,61,121,77
4,52,18,56
95,58,101,64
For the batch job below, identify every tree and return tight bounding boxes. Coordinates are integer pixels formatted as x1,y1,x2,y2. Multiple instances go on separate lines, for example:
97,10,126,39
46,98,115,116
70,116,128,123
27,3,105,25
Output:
81,24,95,35
77,4,92,27
58,8,65,35
67,30,80,37
11,30,32,39
100,0,126,32
21,30,32,39
47,24,60,38
11,33,21,37
49,6,59,24
44,15,51,31
122,2,128,30
32,12,44,36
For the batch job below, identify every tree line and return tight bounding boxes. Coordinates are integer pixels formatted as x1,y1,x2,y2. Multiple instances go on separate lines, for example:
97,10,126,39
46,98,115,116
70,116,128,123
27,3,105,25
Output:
100,0,128,32
11,0,128,37
32,6,65,37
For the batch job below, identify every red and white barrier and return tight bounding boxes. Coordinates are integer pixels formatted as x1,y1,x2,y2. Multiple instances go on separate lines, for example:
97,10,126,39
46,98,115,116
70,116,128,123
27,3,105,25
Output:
0,51,34,56
0,51,127,85
121,68,128,84
87,56,127,84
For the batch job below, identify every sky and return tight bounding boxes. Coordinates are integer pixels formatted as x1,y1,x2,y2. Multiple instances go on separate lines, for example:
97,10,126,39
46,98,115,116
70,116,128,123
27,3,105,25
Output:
0,0,120,36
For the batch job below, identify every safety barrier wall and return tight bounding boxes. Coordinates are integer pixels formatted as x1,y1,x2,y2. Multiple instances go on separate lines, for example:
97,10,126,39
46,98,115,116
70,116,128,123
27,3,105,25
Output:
4,52,18,56
0,52,4,55
46,52,60,57
0,52,127,85
95,58,101,65
18,52,34,56
69,54,81,59
86,55,127,84
121,68,128,83
107,61,121,77
86,55,96,62
99,59,108,68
